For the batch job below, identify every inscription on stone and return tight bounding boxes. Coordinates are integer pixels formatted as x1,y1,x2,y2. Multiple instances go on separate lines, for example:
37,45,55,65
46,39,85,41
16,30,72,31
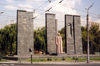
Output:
65,15,82,55
65,15,74,54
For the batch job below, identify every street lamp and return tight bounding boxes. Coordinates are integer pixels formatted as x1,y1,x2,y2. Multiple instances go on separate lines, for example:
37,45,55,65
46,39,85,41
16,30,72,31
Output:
86,3,94,63
29,48,33,64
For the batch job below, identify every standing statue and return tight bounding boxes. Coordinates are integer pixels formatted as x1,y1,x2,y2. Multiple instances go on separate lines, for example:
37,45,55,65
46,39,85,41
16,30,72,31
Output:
56,33,63,54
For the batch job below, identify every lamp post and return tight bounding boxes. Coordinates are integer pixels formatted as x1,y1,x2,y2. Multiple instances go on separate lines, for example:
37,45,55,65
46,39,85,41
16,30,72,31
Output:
29,48,33,64
86,3,94,63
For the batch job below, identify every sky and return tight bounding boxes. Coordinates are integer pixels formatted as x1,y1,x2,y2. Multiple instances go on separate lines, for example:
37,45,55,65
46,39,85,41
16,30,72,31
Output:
0,0,100,30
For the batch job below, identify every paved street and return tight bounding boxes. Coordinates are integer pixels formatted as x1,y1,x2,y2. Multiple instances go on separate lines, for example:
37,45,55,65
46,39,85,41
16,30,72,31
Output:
0,63,100,66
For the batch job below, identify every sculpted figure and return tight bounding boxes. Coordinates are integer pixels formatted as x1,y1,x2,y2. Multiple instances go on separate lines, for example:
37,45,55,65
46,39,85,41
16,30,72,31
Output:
56,33,63,54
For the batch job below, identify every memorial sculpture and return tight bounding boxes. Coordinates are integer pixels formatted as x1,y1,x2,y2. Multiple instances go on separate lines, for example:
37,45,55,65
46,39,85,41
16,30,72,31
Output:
17,11,82,56
46,13,82,55
56,33,63,54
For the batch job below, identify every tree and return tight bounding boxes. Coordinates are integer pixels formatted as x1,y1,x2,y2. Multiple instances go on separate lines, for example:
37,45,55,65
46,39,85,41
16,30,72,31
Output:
81,26,87,53
81,24,100,54
0,23,99,55
89,24,100,54
0,24,16,55
34,27,46,53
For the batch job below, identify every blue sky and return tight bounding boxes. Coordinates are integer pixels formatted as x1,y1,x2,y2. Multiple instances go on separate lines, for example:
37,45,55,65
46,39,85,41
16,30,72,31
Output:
0,0,100,29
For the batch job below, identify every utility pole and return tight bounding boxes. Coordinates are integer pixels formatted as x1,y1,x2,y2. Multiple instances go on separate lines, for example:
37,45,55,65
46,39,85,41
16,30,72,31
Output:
86,3,94,63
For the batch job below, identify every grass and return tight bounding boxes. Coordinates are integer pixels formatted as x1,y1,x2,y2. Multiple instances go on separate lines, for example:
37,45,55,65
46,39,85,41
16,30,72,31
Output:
26,57,100,62
0,59,7,62
90,57,100,60
0,57,100,62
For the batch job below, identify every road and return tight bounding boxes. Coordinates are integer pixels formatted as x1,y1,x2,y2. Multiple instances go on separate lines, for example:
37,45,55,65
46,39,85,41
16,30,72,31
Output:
0,63,100,66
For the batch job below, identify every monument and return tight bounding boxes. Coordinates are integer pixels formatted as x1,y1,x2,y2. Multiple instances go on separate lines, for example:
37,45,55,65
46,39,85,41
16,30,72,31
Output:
45,13,57,54
65,15,83,55
17,11,82,56
17,10,34,56
45,13,82,55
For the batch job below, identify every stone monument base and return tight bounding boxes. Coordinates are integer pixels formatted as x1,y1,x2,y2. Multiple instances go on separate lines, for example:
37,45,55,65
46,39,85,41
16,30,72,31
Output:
2,54,97,60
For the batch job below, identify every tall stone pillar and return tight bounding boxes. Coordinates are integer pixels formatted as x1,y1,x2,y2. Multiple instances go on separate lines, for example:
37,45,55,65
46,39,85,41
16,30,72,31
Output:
74,15,83,54
65,15,82,55
17,10,34,56
45,13,57,54
65,15,74,55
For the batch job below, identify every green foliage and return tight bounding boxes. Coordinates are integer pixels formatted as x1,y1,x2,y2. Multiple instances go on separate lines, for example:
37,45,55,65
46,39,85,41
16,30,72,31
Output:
0,24,16,55
58,24,100,54
89,24,100,54
81,26,87,53
0,59,7,62
81,24,100,54
0,23,99,55
34,27,46,52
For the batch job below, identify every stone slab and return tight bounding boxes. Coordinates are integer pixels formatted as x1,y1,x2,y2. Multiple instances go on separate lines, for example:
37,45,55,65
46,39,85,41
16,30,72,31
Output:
65,15,83,55
17,10,34,56
45,13,57,54
65,15,74,55
74,16,83,54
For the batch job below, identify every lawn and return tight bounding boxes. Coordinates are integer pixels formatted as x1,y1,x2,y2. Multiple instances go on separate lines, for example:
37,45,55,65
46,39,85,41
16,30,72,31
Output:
26,57,100,62
0,59,7,62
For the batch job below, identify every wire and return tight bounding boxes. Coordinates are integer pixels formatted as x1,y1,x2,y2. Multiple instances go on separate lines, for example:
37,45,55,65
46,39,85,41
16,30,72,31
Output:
59,0,64,3
33,0,64,19
0,0,99,20
35,0,51,12
46,0,64,12
32,0,52,18
48,0,51,3
34,0,99,20
0,2,49,11
0,0,52,14
0,1,99,17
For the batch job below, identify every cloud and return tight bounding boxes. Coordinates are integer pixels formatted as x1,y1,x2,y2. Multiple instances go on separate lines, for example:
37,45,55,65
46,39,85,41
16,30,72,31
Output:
95,19,100,24
32,0,82,30
26,0,41,1
47,0,81,14
34,12,45,29
17,4,33,11
44,0,82,30
4,4,33,11
0,24,4,29
0,20,16,29
81,18,86,26
4,5,17,10
3,0,82,30
18,4,33,9
6,0,14,2
8,20,16,25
